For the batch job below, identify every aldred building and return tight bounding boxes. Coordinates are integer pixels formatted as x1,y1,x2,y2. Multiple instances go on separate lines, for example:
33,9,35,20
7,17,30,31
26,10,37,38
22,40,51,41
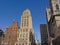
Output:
4,21,19,45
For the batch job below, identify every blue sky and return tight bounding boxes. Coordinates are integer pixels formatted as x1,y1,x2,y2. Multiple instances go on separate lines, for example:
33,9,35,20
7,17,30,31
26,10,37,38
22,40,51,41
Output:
0,0,50,42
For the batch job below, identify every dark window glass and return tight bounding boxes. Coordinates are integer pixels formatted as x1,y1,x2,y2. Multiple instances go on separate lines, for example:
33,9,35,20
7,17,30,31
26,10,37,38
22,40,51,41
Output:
56,4,59,11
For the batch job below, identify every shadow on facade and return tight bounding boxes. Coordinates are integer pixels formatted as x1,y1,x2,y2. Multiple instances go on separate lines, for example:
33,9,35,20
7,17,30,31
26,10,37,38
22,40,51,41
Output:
41,43,48,45
52,36,60,45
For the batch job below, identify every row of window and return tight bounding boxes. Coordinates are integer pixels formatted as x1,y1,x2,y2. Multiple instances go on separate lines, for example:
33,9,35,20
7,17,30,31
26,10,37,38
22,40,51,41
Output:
20,29,28,32
19,38,28,41
16,43,28,45
22,15,29,27
20,32,28,38
22,16,29,19
22,19,29,27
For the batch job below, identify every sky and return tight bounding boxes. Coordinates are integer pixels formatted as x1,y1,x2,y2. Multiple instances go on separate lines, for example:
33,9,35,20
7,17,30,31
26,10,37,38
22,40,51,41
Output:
0,0,50,42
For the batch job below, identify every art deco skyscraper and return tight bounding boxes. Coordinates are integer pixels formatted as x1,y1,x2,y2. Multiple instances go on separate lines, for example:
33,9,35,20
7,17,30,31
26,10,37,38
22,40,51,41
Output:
18,9,35,45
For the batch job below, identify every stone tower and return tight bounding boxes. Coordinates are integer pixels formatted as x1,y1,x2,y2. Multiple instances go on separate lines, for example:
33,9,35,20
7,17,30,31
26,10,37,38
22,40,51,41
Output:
50,0,60,15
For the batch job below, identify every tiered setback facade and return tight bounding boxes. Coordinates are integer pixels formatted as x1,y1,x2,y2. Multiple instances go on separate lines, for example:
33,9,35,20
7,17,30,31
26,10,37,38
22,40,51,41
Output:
16,9,35,45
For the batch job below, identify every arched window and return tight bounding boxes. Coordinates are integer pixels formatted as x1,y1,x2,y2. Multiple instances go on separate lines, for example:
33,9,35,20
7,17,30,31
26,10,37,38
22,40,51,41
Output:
56,4,59,11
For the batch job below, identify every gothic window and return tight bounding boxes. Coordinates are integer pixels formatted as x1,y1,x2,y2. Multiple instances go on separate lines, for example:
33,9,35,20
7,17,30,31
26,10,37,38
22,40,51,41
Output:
56,4,59,11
